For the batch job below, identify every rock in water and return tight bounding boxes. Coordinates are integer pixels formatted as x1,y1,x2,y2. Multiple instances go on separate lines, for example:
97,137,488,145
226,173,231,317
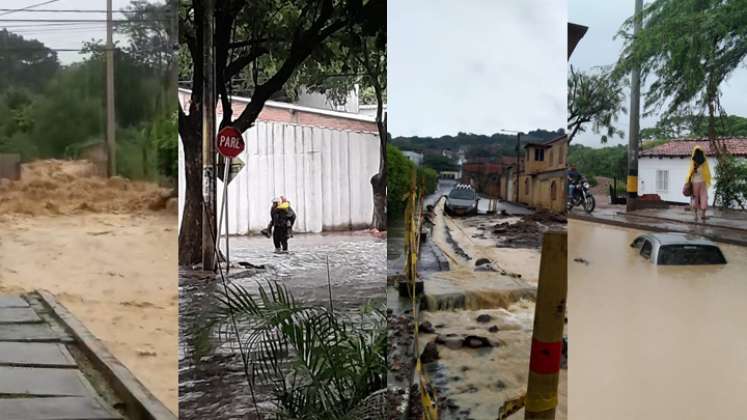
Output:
463,335,492,348
419,321,436,334
420,341,439,363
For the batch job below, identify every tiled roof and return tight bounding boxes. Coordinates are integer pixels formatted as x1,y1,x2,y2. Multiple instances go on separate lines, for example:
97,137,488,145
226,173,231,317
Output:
640,137,747,157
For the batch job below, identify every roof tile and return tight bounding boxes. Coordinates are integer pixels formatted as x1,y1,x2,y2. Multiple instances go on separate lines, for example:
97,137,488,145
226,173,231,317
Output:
640,138,747,157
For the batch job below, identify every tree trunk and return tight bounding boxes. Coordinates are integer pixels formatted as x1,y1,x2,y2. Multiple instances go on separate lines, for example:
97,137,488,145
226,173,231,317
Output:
370,89,387,231
178,125,203,266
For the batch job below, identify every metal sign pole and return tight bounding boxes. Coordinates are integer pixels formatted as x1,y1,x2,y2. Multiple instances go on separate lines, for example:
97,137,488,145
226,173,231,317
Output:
216,158,231,268
225,173,230,272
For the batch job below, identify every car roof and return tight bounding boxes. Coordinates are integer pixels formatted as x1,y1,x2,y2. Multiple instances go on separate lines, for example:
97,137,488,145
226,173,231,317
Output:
635,232,718,247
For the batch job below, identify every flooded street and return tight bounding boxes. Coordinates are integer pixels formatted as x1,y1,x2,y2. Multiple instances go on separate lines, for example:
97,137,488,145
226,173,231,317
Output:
179,232,386,420
388,180,567,419
568,219,747,419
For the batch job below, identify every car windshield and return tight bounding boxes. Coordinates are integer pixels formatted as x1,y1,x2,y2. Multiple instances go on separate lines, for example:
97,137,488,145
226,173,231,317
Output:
657,245,727,265
449,189,475,200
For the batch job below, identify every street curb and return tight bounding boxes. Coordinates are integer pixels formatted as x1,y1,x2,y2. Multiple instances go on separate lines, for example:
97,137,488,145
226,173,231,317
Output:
617,211,747,234
37,290,177,420
568,213,747,247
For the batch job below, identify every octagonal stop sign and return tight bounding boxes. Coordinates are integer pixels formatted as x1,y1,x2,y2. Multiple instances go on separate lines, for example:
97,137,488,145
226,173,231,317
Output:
216,126,245,158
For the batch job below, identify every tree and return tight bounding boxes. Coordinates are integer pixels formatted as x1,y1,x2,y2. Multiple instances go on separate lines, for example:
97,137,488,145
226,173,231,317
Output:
567,65,626,143
422,154,457,172
641,114,747,141
0,29,59,92
178,0,384,265
616,0,747,154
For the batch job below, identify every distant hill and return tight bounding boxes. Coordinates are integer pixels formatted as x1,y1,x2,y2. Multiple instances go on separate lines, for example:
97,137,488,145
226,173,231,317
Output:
391,128,565,158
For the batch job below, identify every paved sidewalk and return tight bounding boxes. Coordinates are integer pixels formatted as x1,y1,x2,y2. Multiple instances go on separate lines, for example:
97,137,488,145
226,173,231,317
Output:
569,206,747,246
0,294,122,420
628,206,747,232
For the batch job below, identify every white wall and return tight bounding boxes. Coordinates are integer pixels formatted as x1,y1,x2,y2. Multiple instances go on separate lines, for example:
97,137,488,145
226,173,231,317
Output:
178,121,380,234
638,156,719,203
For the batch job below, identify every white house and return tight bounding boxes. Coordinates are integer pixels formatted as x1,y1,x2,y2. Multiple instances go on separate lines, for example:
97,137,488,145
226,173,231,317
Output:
638,137,747,204
177,89,381,234
401,150,423,166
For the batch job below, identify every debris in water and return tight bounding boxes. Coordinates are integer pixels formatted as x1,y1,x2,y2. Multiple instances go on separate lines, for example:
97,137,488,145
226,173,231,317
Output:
475,314,493,323
573,257,590,265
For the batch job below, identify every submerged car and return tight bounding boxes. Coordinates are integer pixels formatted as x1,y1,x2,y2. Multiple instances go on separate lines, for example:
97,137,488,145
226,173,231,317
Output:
444,184,479,216
630,232,727,265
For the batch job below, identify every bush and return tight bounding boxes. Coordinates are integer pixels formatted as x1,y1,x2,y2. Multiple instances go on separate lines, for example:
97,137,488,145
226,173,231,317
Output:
218,282,386,419
417,166,438,197
387,144,416,217
714,155,747,209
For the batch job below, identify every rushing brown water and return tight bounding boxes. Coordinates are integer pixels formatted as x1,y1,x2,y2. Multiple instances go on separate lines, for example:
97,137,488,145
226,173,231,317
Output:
568,220,747,419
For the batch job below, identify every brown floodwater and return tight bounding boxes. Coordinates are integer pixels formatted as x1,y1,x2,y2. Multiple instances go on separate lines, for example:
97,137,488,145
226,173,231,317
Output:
568,220,747,419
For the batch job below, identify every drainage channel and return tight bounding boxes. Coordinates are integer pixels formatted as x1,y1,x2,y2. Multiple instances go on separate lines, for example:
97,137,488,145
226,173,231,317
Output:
0,292,175,420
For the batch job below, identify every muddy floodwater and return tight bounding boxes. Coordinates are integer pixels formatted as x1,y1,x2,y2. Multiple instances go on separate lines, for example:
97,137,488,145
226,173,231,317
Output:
568,220,747,419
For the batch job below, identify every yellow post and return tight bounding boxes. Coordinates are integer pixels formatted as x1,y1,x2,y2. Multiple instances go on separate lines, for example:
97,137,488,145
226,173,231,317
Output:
525,231,567,419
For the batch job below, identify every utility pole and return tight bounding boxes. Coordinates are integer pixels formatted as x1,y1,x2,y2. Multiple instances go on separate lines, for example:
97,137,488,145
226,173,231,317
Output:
201,0,217,271
105,0,116,177
515,132,521,202
626,0,643,211
525,231,567,419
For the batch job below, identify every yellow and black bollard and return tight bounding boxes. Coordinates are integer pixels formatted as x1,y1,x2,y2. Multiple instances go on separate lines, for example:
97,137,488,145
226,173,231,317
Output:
525,230,567,419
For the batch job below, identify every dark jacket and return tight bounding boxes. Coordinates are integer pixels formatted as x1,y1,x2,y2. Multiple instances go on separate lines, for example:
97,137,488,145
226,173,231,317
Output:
270,206,296,230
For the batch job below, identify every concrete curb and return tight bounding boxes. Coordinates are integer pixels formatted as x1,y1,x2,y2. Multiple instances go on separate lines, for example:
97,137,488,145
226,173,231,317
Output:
37,291,177,420
618,211,747,234
568,213,747,247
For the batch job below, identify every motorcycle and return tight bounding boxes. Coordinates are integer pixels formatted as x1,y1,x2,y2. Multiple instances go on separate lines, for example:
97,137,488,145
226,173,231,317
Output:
567,177,595,214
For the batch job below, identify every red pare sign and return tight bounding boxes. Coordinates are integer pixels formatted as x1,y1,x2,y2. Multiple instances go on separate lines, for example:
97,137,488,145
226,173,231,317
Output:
216,126,245,158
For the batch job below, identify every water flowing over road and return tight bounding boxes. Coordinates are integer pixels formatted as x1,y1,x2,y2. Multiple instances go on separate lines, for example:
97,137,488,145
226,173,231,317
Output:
179,232,386,420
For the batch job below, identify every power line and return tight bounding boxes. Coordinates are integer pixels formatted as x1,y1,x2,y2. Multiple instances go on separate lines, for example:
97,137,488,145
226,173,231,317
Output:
0,18,169,22
0,8,139,13
0,0,60,17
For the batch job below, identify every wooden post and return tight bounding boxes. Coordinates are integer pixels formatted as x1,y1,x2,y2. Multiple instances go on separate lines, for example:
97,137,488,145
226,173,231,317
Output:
525,230,567,419
201,0,217,271
105,0,116,177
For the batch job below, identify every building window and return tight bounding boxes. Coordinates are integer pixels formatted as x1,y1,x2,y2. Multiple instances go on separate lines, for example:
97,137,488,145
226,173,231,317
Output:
534,149,544,161
656,170,669,192
549,149,554,165
524,178,530,195
559,144,564,164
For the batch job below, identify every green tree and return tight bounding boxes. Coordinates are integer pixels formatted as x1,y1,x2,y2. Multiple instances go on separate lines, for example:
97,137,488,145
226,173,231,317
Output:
387,144,414,217
0,29,59,92
567,65,626,143
617,0,747,153
641,114,747,141
568,144,628,182
422,154,457,172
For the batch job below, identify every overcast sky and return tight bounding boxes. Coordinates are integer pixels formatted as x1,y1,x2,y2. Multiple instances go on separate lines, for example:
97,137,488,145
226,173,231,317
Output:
570,0,747,148
388,0,567,138
1,0,157,65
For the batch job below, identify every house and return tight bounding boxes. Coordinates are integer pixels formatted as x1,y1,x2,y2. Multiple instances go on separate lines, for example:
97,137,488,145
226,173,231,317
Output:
517,135,568,213
402,150,424,166
177,88,380,234
638,137,747,204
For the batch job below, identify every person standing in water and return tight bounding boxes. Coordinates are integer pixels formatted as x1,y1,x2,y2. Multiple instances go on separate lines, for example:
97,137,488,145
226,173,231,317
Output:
687,145,712,222
269,196,296,253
